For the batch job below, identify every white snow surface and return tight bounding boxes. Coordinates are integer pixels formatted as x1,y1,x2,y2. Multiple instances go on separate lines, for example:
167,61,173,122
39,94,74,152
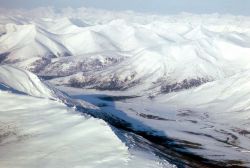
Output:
1,8,250,93
0,65,175,168
1,7,250,167
59,70,250,166
0,65,55,98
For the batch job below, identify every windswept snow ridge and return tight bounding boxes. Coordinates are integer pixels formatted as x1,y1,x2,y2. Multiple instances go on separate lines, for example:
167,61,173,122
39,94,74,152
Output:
0,65,175,168
0,65,55,98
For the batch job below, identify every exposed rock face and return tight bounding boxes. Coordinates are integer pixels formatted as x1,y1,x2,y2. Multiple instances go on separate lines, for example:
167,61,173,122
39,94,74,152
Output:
161,78,210,93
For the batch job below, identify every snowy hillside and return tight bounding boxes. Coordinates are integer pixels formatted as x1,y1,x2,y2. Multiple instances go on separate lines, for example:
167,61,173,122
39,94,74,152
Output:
1,8,250,95
60,70,250,166
0,65,55,98
0,65,174,168
1,7,250,167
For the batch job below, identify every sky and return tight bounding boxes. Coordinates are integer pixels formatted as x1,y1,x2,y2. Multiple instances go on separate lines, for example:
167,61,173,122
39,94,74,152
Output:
0,0,249,15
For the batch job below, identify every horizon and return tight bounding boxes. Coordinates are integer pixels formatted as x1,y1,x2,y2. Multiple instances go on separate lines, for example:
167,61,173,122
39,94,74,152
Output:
0,0,249,16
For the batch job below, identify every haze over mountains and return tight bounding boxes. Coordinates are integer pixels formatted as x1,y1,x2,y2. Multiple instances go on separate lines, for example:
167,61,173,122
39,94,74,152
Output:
0,0,250,15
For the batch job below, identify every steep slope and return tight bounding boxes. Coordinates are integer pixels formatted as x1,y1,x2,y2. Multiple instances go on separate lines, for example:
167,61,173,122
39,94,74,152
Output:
0,65,55,98
0,65,175,168
0,92,129,168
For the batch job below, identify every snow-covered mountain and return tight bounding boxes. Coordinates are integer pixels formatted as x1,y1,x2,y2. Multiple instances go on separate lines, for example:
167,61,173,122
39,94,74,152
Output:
0,65,174,168
1,9,250,95
1,7,250,167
